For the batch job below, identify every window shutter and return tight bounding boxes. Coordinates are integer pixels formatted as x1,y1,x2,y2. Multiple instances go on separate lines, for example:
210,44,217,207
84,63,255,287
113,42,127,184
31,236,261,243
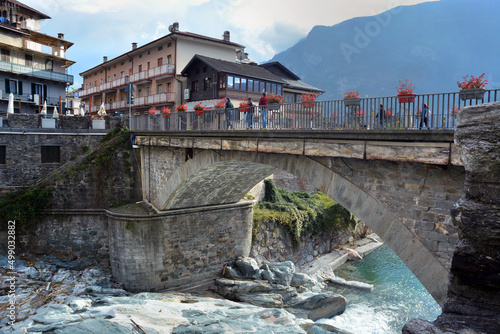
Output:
31,83,35,94
5,79,10,94
18,81,23,95
43,84,47,101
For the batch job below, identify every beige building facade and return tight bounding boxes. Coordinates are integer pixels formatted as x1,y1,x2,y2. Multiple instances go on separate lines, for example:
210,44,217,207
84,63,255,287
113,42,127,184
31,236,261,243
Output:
79,23,244,115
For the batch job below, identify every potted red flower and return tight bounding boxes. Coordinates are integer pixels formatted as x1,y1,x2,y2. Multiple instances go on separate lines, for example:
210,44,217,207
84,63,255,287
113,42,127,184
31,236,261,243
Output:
162,107,171,118
194,103,205,115
176,104,187,112
397,79,416,103
301,93,316,108
148,107,159,115
213,99,226,113
266,93,283,111
343,91,361,107
239,101,249,112
457,73,488,101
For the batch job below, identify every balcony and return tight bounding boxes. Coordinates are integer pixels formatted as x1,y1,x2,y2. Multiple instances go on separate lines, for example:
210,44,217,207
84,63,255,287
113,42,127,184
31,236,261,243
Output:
84,92,175,112
80,77,128,97
130,64,175,84
0,60,74,84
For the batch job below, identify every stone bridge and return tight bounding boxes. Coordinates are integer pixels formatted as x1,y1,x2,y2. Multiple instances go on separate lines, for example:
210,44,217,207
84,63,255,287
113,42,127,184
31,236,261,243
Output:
123,129,464,306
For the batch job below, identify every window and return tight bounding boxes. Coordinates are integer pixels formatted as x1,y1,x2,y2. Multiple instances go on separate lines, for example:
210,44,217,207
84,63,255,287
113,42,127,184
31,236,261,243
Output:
219,74,226,89
138,64,142,72
1,48,10,62
234,77,240,90
5,79,22,95
192,80,199,92
139,54,142,58
146,86,151,96
272,83,277,95
248,79,254,92
147,62,150,70
138,89,142,98
204,78,210,91
157,58,163,67
41,146,60,164
121,61,124,65
158,46,163,51
157,84,162,94
167,42,172,47
167,55,172,64
278,85,282,95
25,54,33,67
121,71,124,78
0,146,5,165
266,82,271,94
241,78,247,91
203,66,207,73
167,82,171,92
227,76,234,89
254,80,260,92
148,51,150,55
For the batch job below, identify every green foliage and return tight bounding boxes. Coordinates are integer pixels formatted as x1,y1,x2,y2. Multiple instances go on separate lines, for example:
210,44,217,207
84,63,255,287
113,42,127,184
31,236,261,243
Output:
254,180,357,245
0,186,52,231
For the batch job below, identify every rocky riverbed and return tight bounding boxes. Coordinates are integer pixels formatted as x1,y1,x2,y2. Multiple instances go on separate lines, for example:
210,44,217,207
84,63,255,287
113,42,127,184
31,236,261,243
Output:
0,237,382,333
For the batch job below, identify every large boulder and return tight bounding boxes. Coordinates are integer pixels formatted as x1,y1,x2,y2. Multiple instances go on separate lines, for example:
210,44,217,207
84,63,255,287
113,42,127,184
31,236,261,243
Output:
404,102,500,333
235,256,261,279
261,260,295,286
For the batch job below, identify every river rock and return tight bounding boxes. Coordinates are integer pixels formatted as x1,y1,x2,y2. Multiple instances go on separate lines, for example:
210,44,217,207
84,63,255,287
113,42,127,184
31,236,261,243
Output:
261,260,295,286
235,256,261,279
212,278,297,304
404,102,500,333
238,293,284,308
286,292,347,321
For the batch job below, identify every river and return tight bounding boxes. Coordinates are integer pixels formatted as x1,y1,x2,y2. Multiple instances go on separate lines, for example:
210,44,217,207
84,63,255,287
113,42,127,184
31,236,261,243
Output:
318,244,442,334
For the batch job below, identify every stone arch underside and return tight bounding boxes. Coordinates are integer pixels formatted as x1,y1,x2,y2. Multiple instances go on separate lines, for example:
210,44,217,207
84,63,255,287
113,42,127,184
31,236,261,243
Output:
154,150,450,306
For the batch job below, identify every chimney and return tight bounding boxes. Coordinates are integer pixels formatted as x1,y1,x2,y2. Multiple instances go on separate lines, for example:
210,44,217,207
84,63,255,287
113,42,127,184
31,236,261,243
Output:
132,42,138,50
223,31,230,42
58,33,64,39
169,22,179,33
103,56,108,63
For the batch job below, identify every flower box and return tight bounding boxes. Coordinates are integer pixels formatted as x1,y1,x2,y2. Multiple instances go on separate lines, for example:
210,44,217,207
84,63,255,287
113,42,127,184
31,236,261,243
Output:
195,111,204,116
302,102,315,108
459,88,485,101
343,97,361,107
398,94,416,103
214,107,225,114
267,103,280,111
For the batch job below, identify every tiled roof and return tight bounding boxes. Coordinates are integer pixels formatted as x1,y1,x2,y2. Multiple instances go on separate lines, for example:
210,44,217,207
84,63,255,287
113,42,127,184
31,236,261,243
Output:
183,55,284,83
281,78,325,93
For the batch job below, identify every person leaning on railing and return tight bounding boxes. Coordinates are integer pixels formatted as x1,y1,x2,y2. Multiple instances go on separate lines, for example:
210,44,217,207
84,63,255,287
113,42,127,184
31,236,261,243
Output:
225,97,234,129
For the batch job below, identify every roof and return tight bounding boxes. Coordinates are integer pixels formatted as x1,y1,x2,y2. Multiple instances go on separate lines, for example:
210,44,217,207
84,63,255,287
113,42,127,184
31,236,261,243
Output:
259,62,301,81
10,0,51,19
80,30,245,76
281,78,325,93
181,55,284,83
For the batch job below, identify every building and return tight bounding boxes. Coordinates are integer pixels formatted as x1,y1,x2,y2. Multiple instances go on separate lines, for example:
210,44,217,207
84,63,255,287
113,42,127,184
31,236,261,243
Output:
180,54,285,107
0,0,74,115
79,22,245,115
258,62,324,103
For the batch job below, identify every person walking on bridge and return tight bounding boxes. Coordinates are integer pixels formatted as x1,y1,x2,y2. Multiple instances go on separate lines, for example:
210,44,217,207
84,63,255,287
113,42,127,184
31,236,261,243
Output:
419,102,430,129
259,92,268,129
225,97,234,129
246,97,255,129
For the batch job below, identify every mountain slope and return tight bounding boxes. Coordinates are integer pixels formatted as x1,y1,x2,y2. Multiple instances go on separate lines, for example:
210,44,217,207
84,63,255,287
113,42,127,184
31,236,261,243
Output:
270,0,500,100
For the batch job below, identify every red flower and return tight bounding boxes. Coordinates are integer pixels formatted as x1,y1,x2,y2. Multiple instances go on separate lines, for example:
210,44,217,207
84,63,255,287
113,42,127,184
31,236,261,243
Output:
397,79,416,95
457,73,488,89
343,91,360,98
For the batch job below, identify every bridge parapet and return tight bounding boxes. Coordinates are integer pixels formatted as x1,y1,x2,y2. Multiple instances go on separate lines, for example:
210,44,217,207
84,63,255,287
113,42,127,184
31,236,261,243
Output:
134,130,461,166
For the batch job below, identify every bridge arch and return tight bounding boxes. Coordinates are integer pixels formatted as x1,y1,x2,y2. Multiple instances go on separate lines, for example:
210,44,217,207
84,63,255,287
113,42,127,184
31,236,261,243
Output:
153,149,452,305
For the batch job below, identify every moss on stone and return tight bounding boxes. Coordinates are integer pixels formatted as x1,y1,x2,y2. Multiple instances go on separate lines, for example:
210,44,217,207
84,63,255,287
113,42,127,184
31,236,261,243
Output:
253,179,357,245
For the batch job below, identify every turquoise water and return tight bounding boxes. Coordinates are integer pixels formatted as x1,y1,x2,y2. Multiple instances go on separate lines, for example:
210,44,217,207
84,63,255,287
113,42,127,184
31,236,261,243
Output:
318,245,442,334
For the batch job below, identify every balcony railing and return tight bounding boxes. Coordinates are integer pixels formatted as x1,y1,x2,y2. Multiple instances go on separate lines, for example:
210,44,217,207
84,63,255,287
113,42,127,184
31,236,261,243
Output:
130,64,175,83
80,64,175,97
131,89,500,131
0,60,73,83
83,92,176,113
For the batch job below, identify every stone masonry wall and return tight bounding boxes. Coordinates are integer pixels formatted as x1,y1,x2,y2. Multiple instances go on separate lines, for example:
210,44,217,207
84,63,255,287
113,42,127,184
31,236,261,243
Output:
250,219,364,267
107,202,254,292
0,132,104,193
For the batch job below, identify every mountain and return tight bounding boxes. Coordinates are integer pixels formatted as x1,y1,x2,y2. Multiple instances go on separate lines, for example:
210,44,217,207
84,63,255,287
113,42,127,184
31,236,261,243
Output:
269,0,500,100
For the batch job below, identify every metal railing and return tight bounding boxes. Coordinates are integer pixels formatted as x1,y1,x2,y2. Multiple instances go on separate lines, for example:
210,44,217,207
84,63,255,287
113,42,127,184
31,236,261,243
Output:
131,89,500,131
0,60,74,83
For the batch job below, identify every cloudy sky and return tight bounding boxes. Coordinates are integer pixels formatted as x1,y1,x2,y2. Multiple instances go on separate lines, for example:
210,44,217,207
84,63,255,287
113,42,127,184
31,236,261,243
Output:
22,0,436,88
